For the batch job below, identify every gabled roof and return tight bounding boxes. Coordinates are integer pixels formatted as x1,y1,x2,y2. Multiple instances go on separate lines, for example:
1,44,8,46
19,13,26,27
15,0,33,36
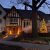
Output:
38,11,50,20
3,6,17,14
0,4,6,17
3,6,32,19
0,4,3,8
0,4,50,20
18,10,32,19
0,4,9,12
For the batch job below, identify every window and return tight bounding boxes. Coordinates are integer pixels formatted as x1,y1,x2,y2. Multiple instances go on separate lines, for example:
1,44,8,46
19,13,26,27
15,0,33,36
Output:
10,18,18,24
22,19,31,27
0,19,2,23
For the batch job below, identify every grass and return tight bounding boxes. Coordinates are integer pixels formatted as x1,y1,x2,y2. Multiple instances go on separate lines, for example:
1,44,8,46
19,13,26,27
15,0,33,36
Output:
10,37,33,43
0,43,24,50
37,33,50,42
39,37,50,41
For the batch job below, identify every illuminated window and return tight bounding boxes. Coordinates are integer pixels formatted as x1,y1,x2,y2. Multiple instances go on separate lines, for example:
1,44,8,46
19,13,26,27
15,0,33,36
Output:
10,18,18,24
22,19,31,27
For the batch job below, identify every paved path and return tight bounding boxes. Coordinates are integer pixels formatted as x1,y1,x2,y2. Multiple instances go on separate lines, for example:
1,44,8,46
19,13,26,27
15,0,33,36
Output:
0,35,50,50
0,39,50,50
2,35,15,41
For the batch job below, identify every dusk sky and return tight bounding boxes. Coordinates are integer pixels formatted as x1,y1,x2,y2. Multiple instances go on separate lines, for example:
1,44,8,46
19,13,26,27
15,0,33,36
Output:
0,0,50,14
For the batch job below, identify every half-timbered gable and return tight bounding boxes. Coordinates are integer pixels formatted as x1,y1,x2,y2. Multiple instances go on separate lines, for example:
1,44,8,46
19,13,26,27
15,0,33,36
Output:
5,6,20,26
7,6,19,18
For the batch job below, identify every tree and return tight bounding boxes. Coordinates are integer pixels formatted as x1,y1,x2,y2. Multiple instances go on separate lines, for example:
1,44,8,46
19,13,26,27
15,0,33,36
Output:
32,0,46,38
10,0,50,38
39,19,48,33
23,0,49,38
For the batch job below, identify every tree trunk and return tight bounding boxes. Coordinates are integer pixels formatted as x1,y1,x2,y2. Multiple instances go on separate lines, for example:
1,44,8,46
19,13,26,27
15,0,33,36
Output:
23,0,46,39
32,1,38,39
32,10,38,38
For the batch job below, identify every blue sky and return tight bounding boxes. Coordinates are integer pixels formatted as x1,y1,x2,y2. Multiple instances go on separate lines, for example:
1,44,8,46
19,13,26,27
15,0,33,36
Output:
39,0,50,14
0,0,32,10
0,0,50,14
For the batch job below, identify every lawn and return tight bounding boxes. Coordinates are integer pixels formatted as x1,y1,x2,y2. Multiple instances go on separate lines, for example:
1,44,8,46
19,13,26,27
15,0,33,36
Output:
10,37,32,43
0,44,24,50
39,37,50,41
10,36,49,43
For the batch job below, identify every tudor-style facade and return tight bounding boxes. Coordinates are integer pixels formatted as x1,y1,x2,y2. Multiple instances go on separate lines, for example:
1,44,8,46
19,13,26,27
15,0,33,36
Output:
3,6,32,35
0,4,50,36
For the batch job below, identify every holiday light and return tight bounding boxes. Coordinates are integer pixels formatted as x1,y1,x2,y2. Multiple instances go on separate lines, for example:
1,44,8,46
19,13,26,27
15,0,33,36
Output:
40,19,48,33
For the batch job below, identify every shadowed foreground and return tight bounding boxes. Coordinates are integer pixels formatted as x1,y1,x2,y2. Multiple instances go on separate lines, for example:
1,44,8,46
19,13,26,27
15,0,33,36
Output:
0,44,24,50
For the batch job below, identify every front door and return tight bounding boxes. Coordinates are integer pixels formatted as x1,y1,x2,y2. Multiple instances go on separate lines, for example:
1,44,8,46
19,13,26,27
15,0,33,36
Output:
6,26,18,35
12,26,18,35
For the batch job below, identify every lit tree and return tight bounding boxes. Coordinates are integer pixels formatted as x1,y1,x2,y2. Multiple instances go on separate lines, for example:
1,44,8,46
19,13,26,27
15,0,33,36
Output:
10,0,50,38
40,19,48,33
23,0,50,38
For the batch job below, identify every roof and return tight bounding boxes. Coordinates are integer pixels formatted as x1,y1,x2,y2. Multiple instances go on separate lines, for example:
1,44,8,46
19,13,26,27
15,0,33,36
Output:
18,10,32,19
38,11,50,20
3,6,32,19
0,4,50,20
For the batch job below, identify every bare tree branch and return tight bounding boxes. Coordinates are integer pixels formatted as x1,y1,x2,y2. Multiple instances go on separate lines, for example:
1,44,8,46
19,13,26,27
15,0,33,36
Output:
36,0,46,9
23,2,32,8
10,0,17,6
45,2,50,5
23,0,46,10
45,2,50,9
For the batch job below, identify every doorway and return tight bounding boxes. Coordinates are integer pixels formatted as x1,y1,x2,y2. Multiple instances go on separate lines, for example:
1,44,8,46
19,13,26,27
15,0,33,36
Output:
5,26,18,35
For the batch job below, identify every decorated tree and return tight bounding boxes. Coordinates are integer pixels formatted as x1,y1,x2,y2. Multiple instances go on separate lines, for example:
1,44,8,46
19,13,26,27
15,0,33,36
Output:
40,19,48,33
10,0,50,38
